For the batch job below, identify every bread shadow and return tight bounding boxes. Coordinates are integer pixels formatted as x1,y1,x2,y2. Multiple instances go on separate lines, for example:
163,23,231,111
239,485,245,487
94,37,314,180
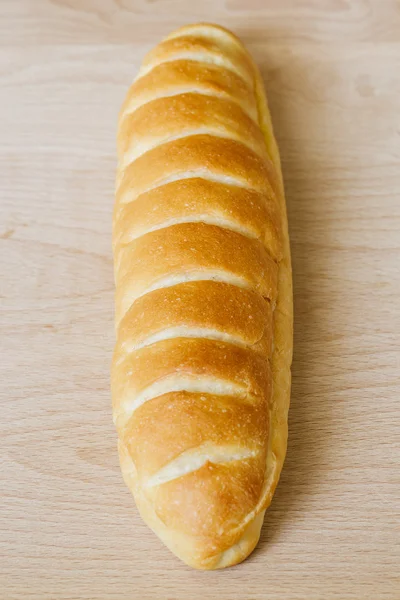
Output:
243,49,334,559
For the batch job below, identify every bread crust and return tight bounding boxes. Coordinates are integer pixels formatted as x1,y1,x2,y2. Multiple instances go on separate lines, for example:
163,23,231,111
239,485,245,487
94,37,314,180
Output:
113,23,293,569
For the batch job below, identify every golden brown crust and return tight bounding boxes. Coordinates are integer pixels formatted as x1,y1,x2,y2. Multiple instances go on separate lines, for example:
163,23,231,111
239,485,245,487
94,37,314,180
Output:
114,178,282,261
120,60,258,123
138,35,255,87
125,391,268,482
113,22,293,570
117,281,273,357
118,439,266,569
151,455,267,544
118,93,268,164
116,135,279,203
112,338,271,425
114,222,278,324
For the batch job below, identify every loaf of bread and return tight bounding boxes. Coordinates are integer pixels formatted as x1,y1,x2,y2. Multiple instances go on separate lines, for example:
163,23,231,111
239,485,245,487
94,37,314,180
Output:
112,23,293,570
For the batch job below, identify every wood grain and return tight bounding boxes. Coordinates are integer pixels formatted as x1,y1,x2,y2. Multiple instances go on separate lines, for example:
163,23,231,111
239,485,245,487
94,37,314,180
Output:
0,1,399,598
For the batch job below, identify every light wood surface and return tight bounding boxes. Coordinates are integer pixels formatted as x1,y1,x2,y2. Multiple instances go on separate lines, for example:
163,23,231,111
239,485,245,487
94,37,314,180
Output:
1,1,399,598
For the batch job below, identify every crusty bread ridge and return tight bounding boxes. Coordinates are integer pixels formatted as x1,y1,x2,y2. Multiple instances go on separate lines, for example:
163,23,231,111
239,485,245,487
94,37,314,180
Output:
113,23,293,570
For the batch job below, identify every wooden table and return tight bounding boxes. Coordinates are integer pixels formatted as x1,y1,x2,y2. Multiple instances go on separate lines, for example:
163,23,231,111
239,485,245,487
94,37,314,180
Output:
1,1,399,598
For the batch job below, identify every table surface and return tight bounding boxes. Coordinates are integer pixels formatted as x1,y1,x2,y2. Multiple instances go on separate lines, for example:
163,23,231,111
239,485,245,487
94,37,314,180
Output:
1,1,399,599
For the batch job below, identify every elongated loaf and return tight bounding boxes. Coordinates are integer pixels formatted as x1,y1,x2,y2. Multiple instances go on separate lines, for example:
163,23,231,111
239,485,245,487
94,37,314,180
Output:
112,23,293,570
